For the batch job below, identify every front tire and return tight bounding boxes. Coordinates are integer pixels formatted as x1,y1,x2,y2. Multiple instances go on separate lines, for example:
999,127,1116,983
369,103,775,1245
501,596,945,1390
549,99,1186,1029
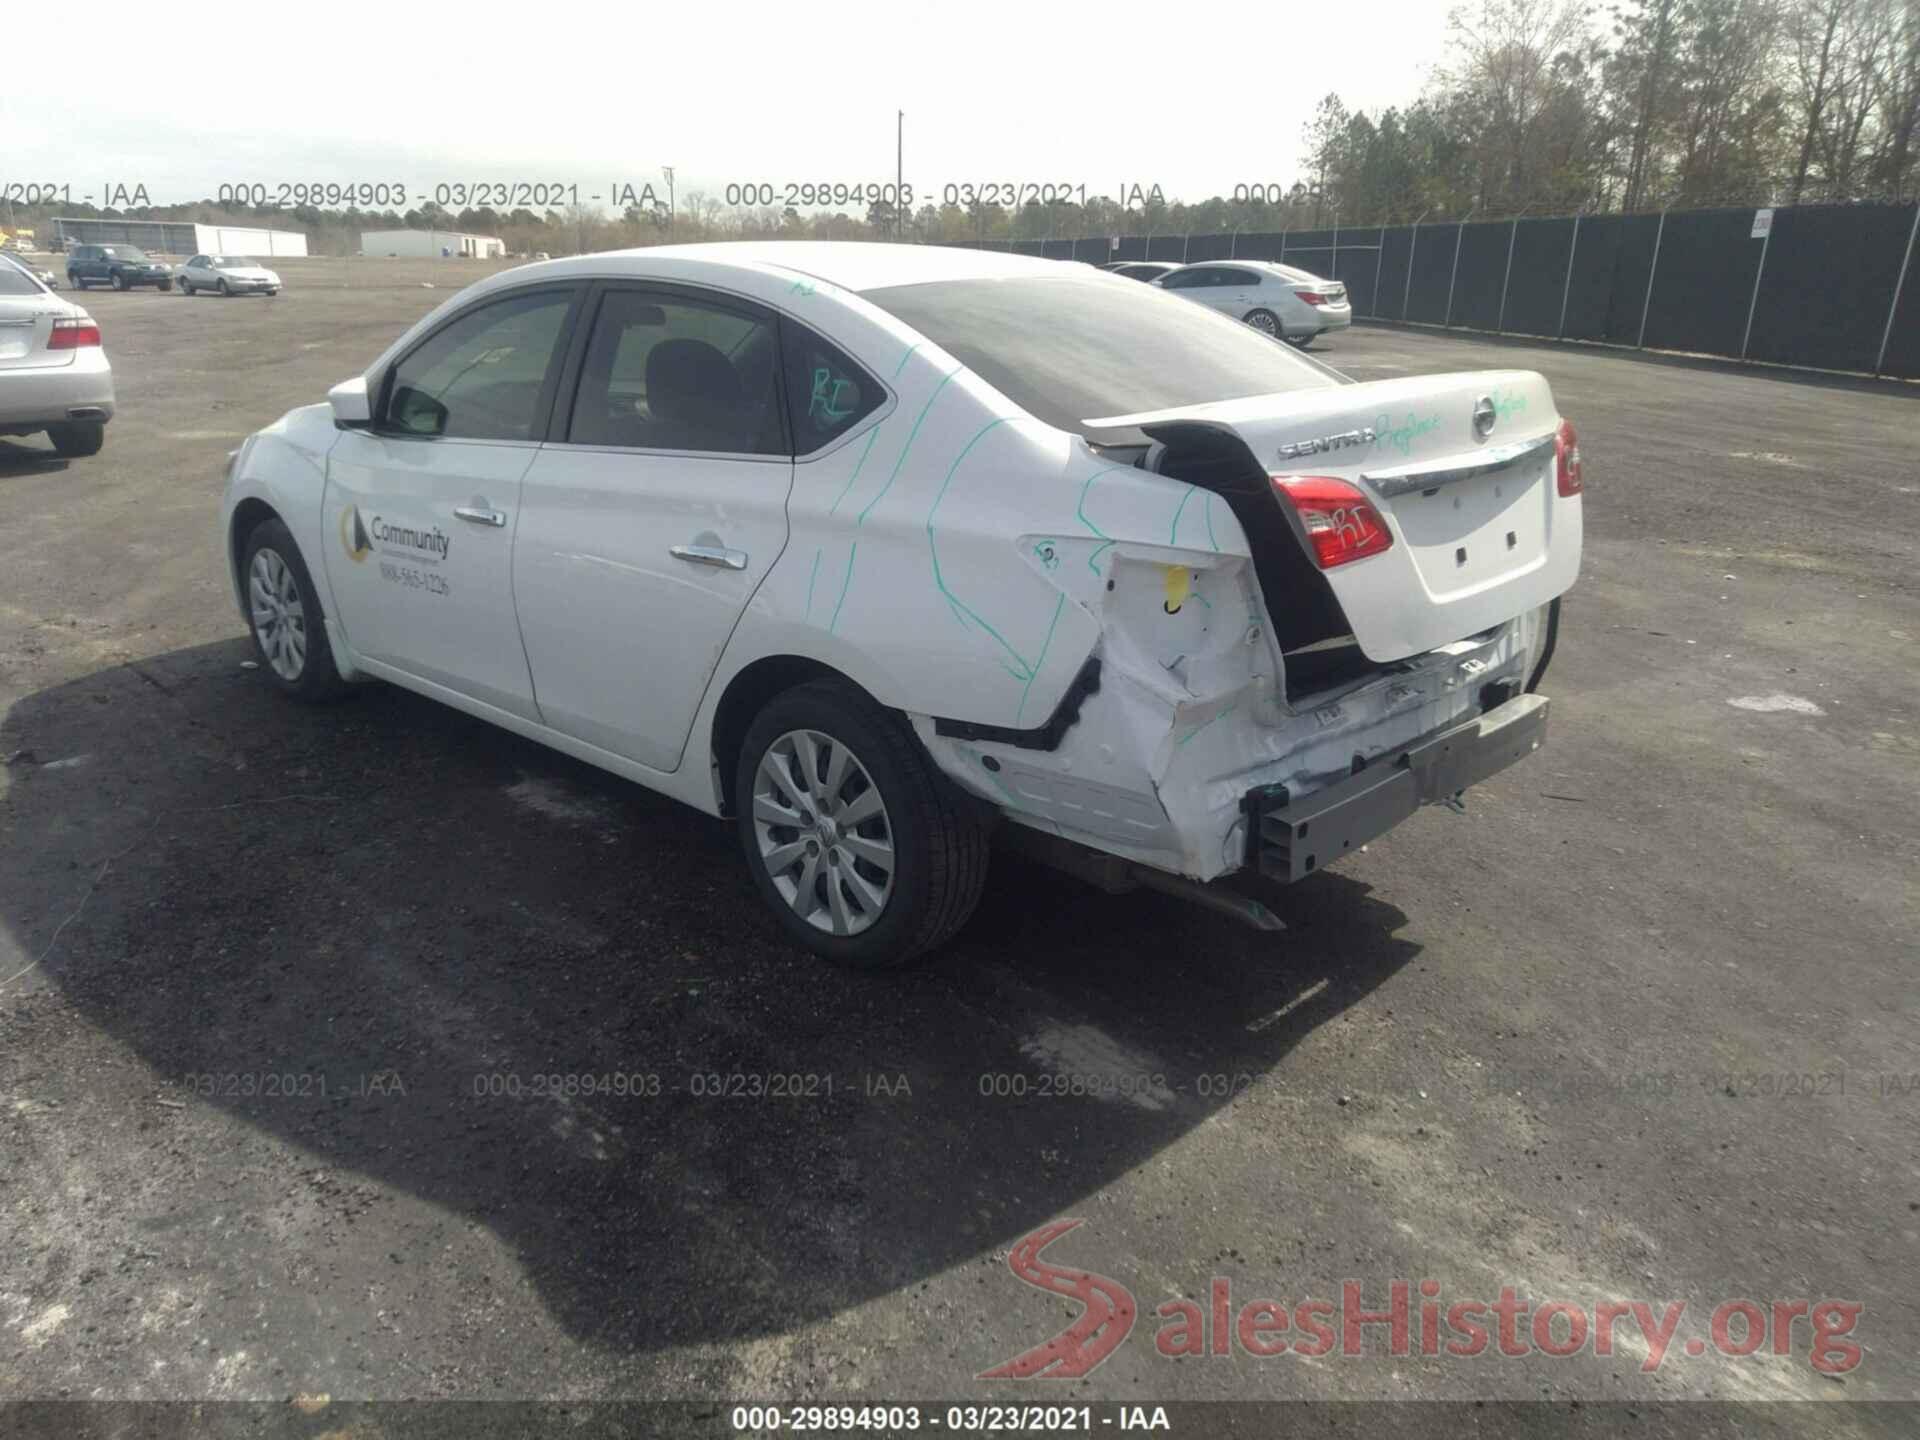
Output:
240,518,349,702
735,679,989,967
47,420,104,457
218,278,231,296
158,278,173,291
112,272,129,291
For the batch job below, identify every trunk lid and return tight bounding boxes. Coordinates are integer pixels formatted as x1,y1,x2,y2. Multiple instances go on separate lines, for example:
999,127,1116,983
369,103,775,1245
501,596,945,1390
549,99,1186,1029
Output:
1087,370,1582,662
0,295,76,369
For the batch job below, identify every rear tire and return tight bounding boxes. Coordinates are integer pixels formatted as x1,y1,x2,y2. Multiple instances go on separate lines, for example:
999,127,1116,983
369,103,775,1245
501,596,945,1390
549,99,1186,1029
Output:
47,421,104,457
240,518,350,702
112,272,129,291
218,278,231,296
735,679,989,968
1245,308,1280,335
69,274,84,290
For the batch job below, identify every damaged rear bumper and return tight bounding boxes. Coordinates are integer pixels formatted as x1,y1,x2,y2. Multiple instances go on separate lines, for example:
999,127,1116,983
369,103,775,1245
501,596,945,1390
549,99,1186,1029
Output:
1244,693,1549,882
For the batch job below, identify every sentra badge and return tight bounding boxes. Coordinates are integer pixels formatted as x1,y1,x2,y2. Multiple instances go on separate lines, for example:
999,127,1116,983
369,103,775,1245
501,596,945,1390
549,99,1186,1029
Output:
1277,427,1376,462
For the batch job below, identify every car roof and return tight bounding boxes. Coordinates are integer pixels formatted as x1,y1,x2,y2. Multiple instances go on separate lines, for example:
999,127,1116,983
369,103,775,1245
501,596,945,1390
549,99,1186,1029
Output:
517,241,1068,293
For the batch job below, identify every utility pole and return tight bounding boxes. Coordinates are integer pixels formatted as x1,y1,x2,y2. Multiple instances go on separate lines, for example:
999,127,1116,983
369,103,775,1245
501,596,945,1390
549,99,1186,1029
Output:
662,166,675,237
896,111,905,240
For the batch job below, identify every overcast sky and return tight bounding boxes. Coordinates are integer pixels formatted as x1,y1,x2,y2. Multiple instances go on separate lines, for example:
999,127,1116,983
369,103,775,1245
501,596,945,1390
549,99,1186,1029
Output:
3,1,1455,212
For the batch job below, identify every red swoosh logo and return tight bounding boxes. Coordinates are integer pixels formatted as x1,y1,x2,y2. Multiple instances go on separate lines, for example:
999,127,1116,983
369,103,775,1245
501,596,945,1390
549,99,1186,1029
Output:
978,1219,1136,1378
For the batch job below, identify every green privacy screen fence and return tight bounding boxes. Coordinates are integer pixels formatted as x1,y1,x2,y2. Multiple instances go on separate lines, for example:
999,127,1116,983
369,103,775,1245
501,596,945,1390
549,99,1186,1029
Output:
964,201,1920,380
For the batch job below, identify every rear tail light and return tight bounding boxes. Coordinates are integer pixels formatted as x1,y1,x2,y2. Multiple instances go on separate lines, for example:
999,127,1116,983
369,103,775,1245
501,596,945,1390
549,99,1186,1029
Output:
48,318,101,349
1293,290,1329,306
1271,474,1394,569
1554,418,1582,496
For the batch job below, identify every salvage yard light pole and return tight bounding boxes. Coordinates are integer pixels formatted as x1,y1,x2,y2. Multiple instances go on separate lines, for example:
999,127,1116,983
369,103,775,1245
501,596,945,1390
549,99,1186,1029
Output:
1371,220,1387,318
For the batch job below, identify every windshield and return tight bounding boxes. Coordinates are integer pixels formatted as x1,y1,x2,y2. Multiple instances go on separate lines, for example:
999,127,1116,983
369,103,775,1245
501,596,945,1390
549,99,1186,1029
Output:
859,274,1339,436
104,247,151,261
213,256,257,267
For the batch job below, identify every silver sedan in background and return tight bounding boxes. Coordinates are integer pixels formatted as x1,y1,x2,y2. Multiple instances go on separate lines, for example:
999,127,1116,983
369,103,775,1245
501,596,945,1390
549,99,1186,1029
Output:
177,255,282,296
0,253,114,456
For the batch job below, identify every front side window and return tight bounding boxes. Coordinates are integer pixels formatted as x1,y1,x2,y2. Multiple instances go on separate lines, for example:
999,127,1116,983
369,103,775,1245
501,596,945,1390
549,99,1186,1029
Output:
384,288,573,440
1158,267,1206,290
861,273,1337,436
566,290,784,455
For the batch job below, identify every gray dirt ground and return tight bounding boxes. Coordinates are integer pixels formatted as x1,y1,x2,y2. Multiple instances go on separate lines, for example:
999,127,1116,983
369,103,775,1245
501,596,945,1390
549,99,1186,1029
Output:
0,258,1916,1430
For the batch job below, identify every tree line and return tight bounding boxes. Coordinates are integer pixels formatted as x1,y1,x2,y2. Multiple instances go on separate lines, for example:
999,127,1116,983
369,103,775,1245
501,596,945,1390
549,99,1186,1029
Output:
7,0,1914,254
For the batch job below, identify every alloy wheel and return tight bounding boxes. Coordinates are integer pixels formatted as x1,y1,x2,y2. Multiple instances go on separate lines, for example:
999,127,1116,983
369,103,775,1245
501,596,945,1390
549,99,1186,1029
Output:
248,548,307,681
752,728,895,936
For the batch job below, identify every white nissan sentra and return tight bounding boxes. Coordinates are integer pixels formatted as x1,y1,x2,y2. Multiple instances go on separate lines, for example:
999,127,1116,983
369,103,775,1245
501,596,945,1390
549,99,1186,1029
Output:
219,242,1581,966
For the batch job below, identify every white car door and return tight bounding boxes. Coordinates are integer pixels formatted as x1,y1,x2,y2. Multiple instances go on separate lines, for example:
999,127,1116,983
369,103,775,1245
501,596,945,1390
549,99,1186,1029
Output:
320,283,582,720
511,285,795,772
1162,264,1230,315
1211,265,1264,320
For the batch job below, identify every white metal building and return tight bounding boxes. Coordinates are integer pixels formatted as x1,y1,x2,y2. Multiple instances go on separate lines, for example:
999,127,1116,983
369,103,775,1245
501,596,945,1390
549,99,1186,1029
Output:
360,229,506,259
50,218,308,256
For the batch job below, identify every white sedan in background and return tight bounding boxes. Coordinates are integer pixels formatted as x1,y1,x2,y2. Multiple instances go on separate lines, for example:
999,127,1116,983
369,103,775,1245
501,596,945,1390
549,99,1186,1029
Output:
0,253,113,456
1155,260,1352,345
177,254,282,296
219,242,1578,966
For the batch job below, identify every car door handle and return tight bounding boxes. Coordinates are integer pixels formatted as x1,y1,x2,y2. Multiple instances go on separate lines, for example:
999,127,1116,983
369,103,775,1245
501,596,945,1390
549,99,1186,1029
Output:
670,543,749,571
453,503,507,527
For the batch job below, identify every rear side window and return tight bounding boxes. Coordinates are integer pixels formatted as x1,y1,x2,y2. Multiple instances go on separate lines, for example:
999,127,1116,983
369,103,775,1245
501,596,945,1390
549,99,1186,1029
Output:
384,288,574,441
566,289,784,455
0,261,42,296
784,325,882,452
861,274,1337,434
1158,267,1206,290
1220,268,1259,286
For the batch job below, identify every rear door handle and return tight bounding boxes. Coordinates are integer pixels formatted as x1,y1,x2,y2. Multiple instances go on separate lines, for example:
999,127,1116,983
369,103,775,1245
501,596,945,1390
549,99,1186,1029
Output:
453,503,507,527
670,543,748,571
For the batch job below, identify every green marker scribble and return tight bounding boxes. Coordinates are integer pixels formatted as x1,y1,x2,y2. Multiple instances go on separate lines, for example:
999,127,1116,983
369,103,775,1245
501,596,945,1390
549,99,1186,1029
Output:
827,542,858,636
1168,484,1198,545
1491,387,1529,421
788,278,817,297
856,368,956,526
892,341,920,378
1204,492,1220,550
829,426,880,515
1015,594,1067,726
809,366,856,425
926,418,1038,678
1075,463,1131,576
804,547,822,621
1374,410,1441,457
1176,699,1240,748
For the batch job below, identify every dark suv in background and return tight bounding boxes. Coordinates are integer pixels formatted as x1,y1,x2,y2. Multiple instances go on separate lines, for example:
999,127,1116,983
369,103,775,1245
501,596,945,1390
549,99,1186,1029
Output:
66,245,174,292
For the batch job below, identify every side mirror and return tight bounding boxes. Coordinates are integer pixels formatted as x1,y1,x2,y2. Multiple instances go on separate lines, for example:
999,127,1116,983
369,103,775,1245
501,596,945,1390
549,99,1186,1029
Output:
328,376,372,429
389,384,448,437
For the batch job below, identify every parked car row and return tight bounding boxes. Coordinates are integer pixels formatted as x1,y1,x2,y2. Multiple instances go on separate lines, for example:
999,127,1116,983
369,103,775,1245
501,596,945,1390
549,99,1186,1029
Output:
58,244,282,297
1097,258,1351,346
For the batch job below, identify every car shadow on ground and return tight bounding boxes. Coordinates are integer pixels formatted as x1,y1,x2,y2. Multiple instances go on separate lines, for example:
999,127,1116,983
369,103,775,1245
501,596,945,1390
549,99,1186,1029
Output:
0,437,66,472
0,639,1422,1355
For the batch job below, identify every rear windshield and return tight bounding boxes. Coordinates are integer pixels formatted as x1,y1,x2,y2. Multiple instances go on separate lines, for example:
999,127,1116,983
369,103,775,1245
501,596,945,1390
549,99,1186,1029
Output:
859,274,1339,435
0,260,43,296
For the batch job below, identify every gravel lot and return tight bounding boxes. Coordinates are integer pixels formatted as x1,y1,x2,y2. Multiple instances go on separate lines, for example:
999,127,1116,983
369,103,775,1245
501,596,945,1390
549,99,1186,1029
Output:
1,257,1915,1431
